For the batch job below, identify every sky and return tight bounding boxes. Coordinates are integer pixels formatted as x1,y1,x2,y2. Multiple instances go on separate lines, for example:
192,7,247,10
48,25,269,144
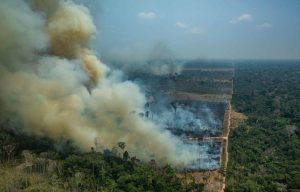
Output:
80,0,300,60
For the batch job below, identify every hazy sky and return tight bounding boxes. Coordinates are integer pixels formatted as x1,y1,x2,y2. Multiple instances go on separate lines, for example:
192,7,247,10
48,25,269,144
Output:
82,0,300,60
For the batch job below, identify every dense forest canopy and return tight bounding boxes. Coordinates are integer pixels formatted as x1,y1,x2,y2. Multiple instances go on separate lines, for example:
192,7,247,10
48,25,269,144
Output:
226,62,300,192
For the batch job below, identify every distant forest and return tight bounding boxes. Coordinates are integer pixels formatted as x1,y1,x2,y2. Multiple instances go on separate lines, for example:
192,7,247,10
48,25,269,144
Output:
226,62,300,192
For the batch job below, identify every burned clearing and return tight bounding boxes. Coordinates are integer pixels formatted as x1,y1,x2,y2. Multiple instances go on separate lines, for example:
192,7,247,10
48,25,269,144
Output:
150,100,226,138
183,140,222,171
146,99,227,171
128,60,234,174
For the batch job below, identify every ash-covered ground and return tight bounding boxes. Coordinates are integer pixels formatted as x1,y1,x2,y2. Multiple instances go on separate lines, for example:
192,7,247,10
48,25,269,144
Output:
124,60,233,171
149,100,226,138
140,98,225,171
184,141,222,171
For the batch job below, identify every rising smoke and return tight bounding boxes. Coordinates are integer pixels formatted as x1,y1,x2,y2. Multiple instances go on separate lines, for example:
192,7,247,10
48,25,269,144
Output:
102,42,184,75
0,0,207,166
154,106,222,136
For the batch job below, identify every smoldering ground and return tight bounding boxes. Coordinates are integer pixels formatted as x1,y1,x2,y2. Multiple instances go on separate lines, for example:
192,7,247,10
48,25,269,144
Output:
0,0,213,168
152,103,222,137
141,97,223,170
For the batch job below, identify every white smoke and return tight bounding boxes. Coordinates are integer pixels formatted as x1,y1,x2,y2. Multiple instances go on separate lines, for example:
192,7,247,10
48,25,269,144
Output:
0,0,204,167
151,101,222,137
102,42,184,75
155,107,221,135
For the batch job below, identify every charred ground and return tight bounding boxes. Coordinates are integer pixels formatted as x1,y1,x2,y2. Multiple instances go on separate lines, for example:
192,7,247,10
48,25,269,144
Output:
127,59,234,191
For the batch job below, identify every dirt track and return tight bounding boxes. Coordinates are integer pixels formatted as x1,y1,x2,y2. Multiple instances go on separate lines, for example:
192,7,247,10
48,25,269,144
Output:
176,67,233,192
171,67,235,192
176,99,232,192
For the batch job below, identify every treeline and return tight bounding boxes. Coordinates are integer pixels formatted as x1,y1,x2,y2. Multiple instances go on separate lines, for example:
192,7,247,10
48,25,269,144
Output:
0,118,203,192
226,62,300,192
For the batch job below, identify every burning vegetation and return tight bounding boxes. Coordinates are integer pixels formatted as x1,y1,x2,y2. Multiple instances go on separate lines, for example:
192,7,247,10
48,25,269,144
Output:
0,0,232,170
0,0,235,191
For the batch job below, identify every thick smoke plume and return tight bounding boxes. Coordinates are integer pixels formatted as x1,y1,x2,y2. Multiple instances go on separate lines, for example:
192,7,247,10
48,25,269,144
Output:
0,0,201,166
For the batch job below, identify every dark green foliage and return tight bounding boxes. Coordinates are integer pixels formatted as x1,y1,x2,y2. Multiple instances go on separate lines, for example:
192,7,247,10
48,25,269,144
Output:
0,116,203,191
63,151,200,192
226,62,300,192
118,142,126,151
